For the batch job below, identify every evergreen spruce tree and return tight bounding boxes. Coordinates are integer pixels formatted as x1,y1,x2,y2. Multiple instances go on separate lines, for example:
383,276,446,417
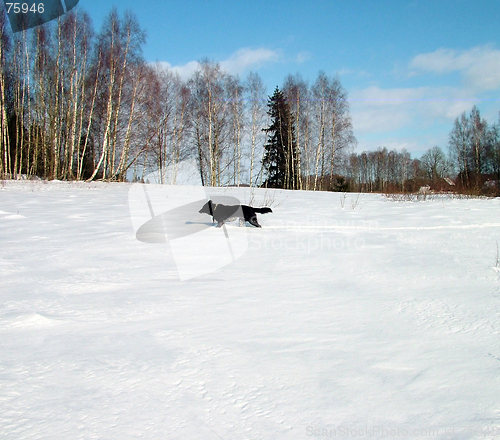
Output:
262,87,300,189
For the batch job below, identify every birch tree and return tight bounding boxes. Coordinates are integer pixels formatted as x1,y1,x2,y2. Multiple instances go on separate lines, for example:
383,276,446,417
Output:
326,75,355,185
245,71,266,187
226,74,244,185
142,66,190,184
189,60,229,186
87,8,145,181
56,11,94,179
284,74,309,190
0,10,12,177
311,72,328,190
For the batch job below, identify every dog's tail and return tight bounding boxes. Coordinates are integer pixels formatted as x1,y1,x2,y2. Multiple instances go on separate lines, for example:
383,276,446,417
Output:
253,207,272,214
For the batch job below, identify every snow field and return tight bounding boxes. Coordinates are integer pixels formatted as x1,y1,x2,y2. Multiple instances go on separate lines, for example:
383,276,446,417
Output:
1,180,500,439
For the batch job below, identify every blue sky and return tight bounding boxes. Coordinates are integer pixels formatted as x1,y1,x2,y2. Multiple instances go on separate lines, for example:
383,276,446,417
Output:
81,0,500,157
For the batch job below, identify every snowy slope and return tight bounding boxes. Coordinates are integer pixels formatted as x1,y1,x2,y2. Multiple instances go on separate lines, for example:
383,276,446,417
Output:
1,180,500,439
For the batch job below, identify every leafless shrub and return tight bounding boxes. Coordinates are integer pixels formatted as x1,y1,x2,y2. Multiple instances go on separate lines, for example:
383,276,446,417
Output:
384,193,417,202
262,189,276,207
339,193,346,208
384,191,494,202
447,193,492,200
350,193,361,210
246,187,285,209
384,192,432,202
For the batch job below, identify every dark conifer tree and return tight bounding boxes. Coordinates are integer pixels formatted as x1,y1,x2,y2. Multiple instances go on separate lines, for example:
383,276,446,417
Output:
262,86,300,189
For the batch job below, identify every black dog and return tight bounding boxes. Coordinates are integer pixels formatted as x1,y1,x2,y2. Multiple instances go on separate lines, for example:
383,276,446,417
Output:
199,200,272,228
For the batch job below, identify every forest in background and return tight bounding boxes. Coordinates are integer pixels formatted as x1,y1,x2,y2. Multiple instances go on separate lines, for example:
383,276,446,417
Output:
1,7,499,195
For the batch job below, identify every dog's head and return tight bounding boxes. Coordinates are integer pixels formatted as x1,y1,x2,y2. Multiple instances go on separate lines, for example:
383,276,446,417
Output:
199,200,214,215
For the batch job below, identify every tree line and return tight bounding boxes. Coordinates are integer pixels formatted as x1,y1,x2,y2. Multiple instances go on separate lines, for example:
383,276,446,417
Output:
340,106,500,195
0,6,357,188
2,6,498,194
448,106,500,191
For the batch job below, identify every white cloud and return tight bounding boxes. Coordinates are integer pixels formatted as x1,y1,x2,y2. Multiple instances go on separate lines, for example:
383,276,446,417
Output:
156,47,280,80
354,137,423,155
350,86,427,134
156,60,201,80
220,47,281,74
295,51,311,64
352,46,499,139
352,85,428,107
349,85,477,139
338,68,371,79
347,45,500,154
409,45,500,92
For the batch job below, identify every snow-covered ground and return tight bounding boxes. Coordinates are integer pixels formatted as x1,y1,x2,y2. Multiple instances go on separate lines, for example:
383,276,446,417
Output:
1,180,500,439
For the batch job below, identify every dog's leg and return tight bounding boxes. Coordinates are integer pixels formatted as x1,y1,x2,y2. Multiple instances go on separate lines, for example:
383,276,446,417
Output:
248,216,261,228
